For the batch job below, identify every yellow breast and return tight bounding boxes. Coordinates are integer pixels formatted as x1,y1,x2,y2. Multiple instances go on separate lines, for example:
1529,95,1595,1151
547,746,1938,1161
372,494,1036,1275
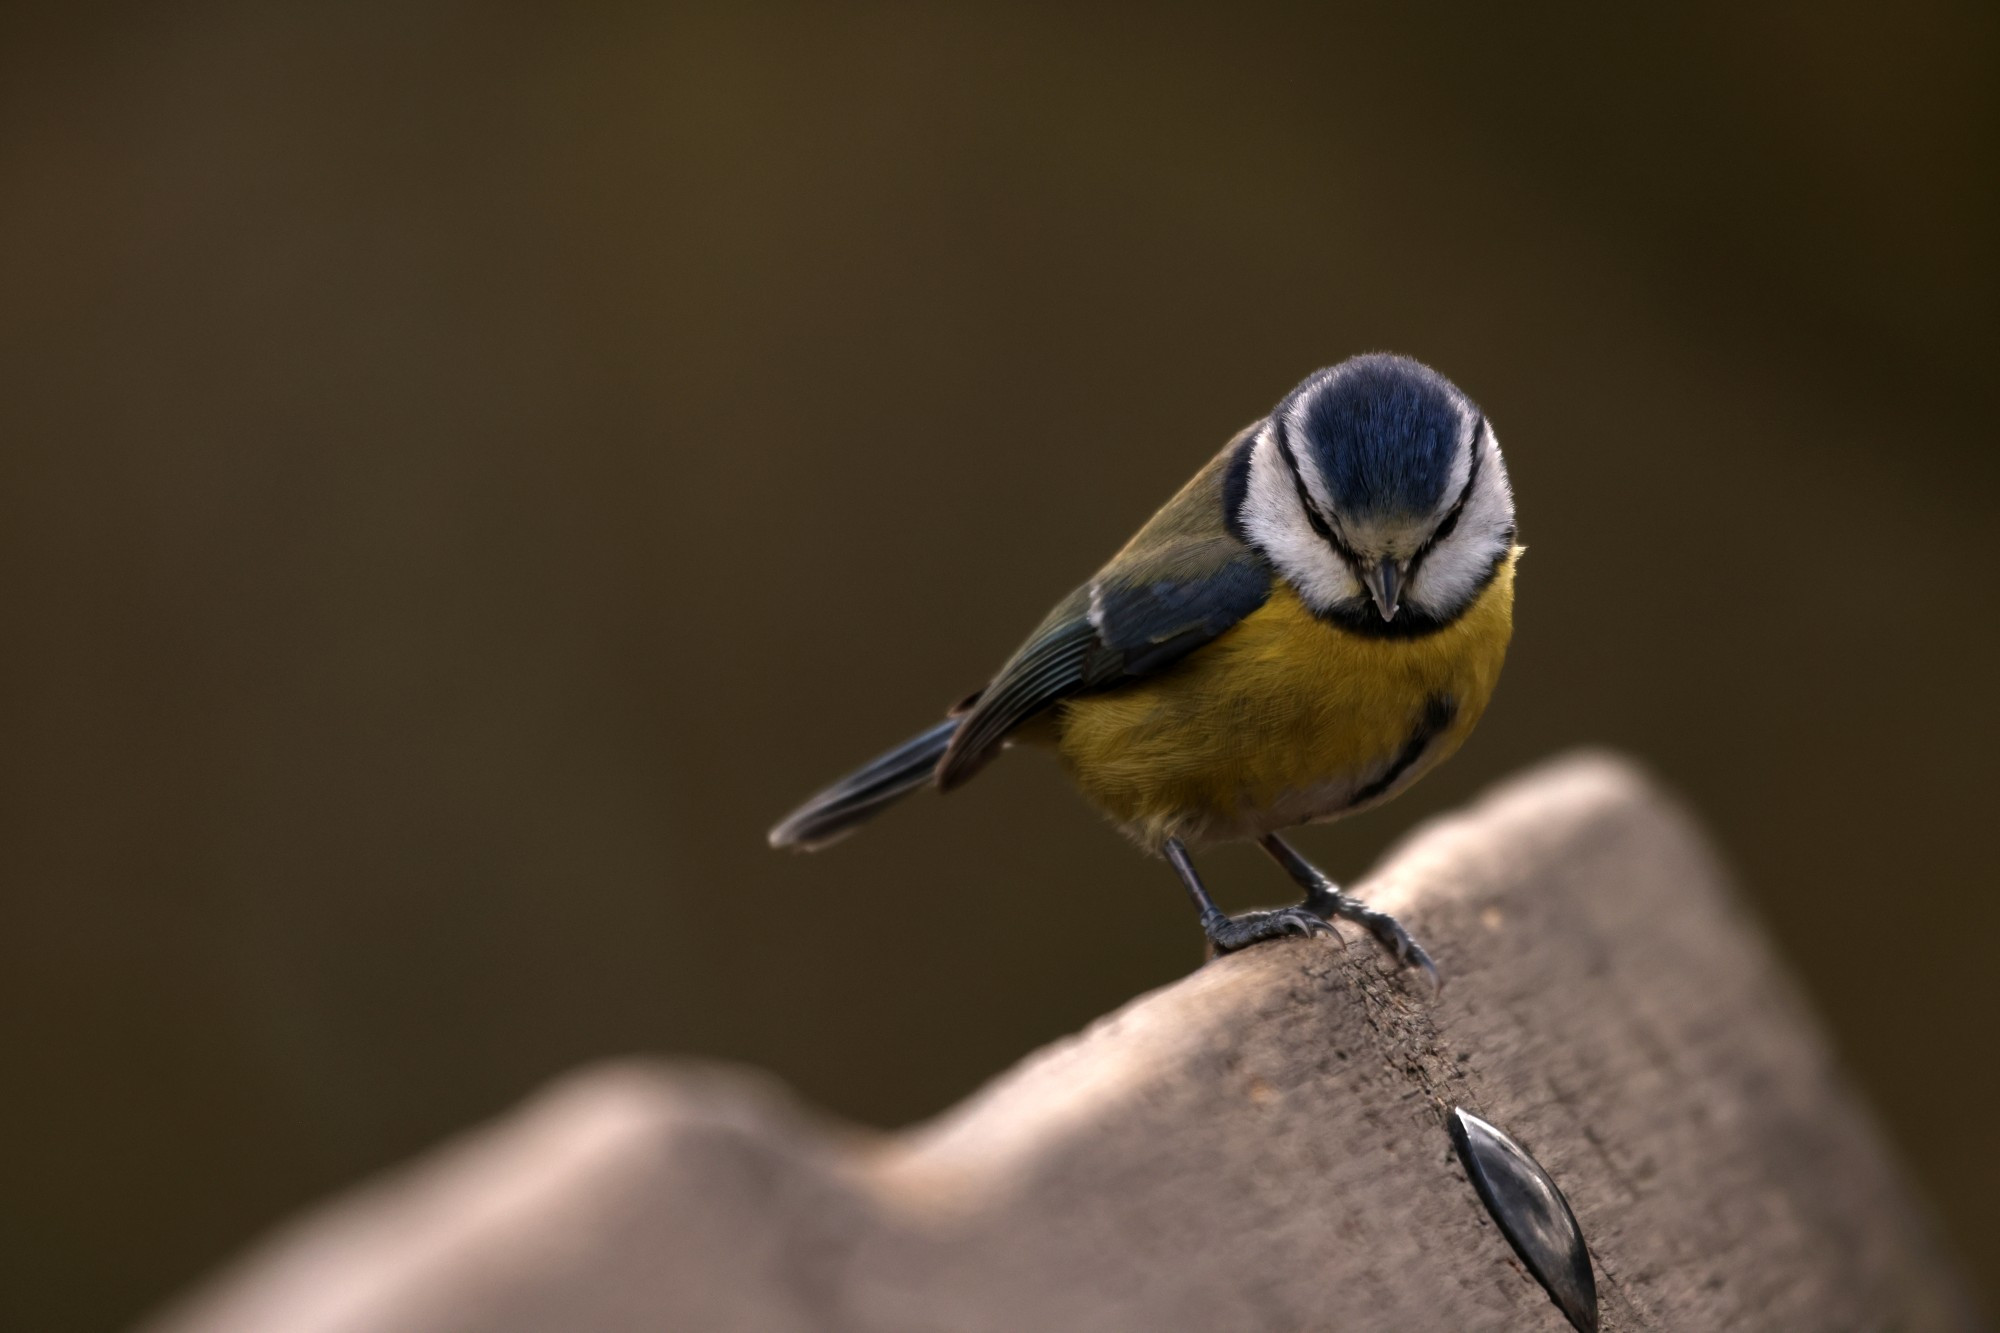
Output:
1053,551,1518,848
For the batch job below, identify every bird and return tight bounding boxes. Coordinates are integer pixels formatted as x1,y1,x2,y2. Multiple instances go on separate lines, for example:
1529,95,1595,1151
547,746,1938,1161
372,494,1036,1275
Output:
769,353,1520,979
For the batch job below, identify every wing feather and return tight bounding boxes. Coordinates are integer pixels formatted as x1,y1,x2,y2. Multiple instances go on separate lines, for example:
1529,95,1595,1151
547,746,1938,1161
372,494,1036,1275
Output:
937,546,1269,789
935,427,1271,791
939,620,1099,780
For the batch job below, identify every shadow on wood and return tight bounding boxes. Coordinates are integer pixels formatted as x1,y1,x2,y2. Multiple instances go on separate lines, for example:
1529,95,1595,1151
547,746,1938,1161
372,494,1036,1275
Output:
142,753,1980,1332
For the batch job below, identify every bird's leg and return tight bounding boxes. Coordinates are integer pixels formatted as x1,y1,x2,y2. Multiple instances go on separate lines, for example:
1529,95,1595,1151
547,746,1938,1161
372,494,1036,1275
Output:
1259,834,1439,986
1163,836,1336,954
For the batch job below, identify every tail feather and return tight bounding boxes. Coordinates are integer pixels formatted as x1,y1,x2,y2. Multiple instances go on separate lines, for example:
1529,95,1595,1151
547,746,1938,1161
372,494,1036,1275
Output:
768,718,960,850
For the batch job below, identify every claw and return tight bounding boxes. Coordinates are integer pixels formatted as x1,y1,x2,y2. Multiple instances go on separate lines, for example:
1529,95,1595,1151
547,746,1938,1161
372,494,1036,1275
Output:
1312,896,1441,989
1203,905,1338,954
1368,920,1441,990
1402,941,1443,993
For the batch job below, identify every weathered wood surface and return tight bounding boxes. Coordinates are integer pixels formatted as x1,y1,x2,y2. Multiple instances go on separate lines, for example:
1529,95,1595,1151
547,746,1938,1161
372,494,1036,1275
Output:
143,754,1980,1332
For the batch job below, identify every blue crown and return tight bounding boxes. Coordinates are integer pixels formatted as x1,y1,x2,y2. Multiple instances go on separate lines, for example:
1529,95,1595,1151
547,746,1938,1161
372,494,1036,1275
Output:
1281,354,1474,519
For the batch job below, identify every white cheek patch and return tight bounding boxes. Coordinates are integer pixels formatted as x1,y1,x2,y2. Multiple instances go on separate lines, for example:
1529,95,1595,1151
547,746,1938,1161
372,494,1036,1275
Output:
1407,424,1516,615
1241,429,1361,612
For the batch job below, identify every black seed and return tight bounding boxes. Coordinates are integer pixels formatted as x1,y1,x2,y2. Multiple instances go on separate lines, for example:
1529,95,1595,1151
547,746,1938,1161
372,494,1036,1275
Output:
1448,1107,1599,1333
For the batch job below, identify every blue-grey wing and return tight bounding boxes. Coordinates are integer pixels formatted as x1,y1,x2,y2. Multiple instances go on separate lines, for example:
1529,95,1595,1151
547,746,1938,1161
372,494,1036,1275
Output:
936,541,1270,790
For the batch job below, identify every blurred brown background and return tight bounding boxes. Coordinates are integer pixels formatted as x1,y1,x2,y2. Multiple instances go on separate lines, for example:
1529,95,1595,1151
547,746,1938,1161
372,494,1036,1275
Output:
1,3,1993,1329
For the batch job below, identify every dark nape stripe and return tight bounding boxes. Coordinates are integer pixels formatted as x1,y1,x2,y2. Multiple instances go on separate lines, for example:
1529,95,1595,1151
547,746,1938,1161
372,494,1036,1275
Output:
1348,694,1458,807
1221,431,1257,544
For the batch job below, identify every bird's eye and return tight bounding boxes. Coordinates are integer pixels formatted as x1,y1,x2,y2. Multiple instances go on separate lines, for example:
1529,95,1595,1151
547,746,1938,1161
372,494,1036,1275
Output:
1295,492,1362,564
1301,503,1334,541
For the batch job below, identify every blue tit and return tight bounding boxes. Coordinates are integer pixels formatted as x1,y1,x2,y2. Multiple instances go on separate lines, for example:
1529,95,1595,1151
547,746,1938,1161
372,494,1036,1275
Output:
770,353,1520,977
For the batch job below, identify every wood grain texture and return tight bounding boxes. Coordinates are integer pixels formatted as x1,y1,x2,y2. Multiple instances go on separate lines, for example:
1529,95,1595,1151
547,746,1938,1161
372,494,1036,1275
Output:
144,753,1981,1332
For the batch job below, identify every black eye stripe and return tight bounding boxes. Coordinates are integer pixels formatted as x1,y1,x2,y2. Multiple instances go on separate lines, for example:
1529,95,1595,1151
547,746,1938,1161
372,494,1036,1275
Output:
1273,425,1363,565
1409,420,1483,573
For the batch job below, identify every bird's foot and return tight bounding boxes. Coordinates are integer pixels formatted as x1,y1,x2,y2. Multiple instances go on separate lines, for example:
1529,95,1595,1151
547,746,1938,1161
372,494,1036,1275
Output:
1305,889,1441,989
1200,905,1339,954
